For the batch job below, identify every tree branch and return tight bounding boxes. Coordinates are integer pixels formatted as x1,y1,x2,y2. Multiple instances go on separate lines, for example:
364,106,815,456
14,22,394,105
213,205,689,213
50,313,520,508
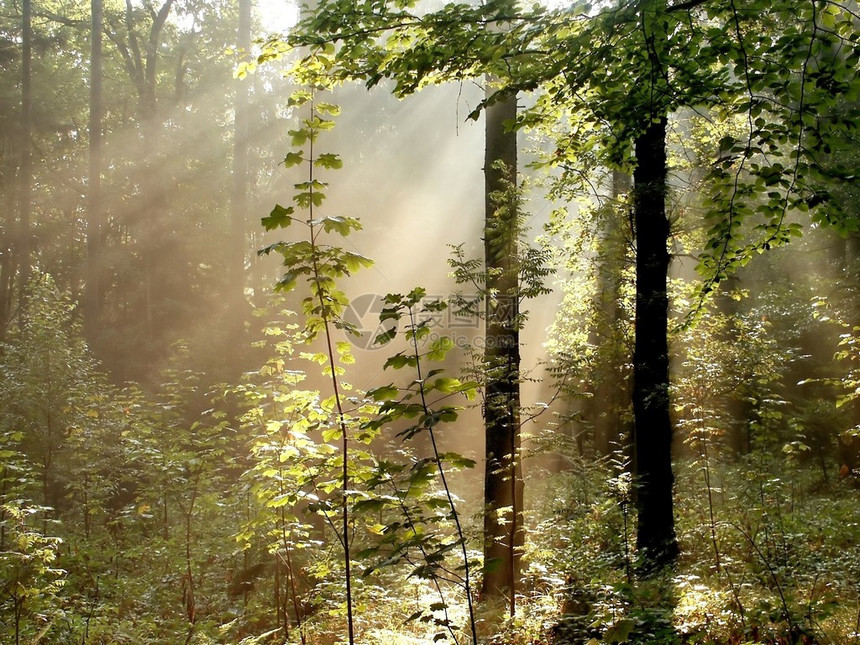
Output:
667,0,710,13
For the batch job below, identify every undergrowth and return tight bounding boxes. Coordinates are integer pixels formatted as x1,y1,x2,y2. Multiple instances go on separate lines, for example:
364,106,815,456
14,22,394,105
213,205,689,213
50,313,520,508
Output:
252,457,859,644
537,458,860,645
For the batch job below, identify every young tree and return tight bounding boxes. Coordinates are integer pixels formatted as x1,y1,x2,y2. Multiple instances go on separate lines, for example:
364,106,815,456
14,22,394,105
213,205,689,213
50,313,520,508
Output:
0,276,101,510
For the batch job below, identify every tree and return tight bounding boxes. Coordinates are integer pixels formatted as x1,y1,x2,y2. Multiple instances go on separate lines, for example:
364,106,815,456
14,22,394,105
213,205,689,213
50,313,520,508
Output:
0,275,101,510
481,87,524,603
631,114,678,568
106,0,176,342
16,0,33,319
272,0,858,574
0,503,65,645
276,0,686,572
85,0,104,344
83,0,269,381
591,171,633,457
229,0,252,334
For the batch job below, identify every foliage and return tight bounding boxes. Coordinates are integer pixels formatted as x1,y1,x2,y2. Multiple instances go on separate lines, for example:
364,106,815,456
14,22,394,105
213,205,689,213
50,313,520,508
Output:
233,314,365,643
0,502,66,645
257,73,485,641
267,0,858,301
527,457,859,645
362,287,480,642
0,0,293,382
672,284,792,456
0,275,101,506
0,0,859,643
540,180,635,457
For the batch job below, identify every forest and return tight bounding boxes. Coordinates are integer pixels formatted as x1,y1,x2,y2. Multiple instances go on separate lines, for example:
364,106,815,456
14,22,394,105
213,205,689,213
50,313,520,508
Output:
1,0,859,643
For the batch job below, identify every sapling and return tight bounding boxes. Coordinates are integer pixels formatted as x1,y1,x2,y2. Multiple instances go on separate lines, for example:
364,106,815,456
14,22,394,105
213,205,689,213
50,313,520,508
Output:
364,288,480,643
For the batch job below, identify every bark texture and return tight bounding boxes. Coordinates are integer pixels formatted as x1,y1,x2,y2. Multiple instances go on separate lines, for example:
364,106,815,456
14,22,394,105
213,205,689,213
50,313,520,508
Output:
632,117,678,571
481,91,524,603
85,0,104,343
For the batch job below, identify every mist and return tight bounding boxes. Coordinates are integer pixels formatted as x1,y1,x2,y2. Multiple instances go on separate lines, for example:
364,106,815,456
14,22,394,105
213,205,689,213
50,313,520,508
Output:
1,0,858,643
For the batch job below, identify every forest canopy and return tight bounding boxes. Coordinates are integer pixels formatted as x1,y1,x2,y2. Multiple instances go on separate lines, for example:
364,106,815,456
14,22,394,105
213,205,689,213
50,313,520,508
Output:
0,0,859,643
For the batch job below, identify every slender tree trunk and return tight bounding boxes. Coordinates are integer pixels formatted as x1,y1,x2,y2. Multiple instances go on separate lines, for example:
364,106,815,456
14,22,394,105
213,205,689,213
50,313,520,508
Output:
592,170,632,456
715,276,756,456
227,0,251,349
842,232,860,472
0,188,15,331
17,0,33,316
85,0,104,344
632,117,678,571
182,471,200,638
115,0,174,343
481,89,524,606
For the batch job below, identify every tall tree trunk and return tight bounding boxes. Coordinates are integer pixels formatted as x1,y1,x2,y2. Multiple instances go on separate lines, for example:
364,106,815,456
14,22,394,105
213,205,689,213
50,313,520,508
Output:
228,0,251,339
481,89,524,607
0,188,15,332
17,0,33,317
631,117,678,571
592,170,632,456
85,0,104,344
841,232,860,473
111,0,175,343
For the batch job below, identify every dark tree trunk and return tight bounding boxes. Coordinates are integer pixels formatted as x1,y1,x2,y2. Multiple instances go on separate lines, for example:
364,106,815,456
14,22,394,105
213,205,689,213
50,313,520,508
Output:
481,90,524,606
85,0,104,344
17,0,33,316
632,117,678,571
842,232,860,473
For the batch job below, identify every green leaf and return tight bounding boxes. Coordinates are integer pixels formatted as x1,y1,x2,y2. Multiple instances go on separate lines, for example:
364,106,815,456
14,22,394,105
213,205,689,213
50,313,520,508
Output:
315,102,341,116
427,337,454,361
458,381,480,400
604,618,635,642
288,128,310,146
321,216,362,235
283,151,304,167
440,452,476,469
343,252,374,273
368,384,399,401
374,328,397,345
261,204,295,230
379,306,401,323
315,153,344,169
295,191,326,209
288,90,312,106
384,353,417,370
274,272,298,292
305,116,336,132
432,377,462,393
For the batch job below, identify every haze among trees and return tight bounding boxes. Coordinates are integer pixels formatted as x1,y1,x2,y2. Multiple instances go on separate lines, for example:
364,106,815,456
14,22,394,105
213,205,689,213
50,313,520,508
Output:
1,0,859,643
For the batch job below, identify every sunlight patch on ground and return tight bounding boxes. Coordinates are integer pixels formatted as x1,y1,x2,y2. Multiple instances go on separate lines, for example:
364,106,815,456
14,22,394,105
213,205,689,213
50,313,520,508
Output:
365,630,447,644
